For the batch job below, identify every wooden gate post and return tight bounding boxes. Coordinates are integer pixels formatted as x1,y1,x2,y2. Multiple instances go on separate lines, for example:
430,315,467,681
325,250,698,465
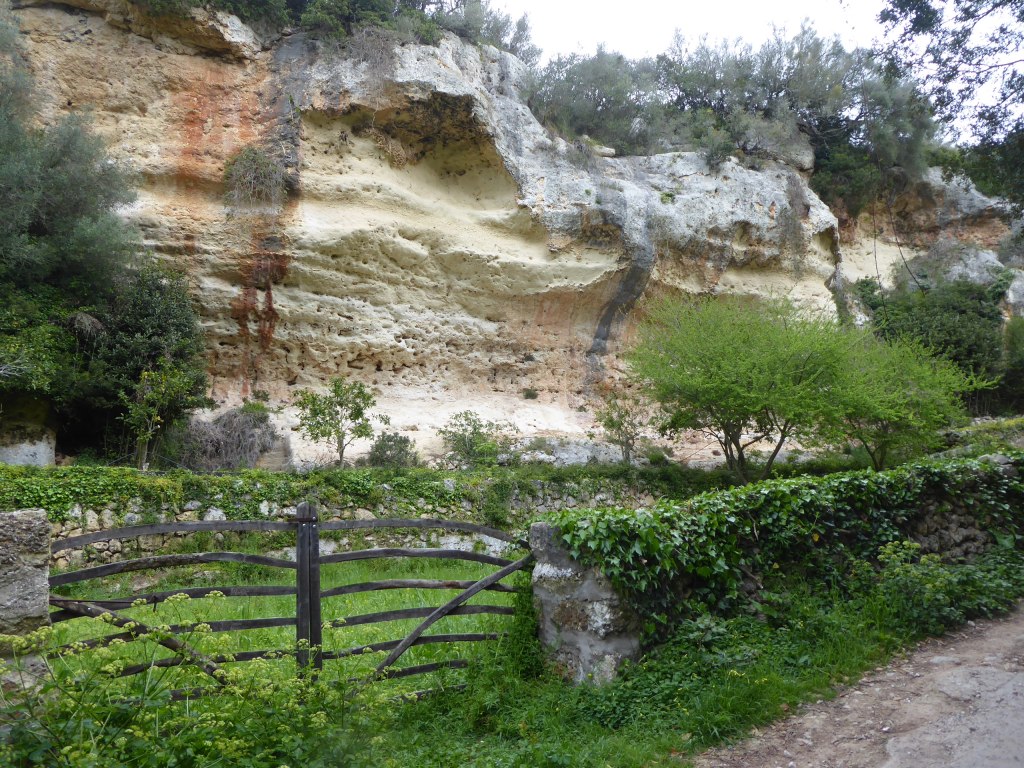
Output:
295,501,323,673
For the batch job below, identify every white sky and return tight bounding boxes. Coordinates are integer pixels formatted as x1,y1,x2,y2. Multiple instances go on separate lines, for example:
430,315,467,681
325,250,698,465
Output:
494,0,889,61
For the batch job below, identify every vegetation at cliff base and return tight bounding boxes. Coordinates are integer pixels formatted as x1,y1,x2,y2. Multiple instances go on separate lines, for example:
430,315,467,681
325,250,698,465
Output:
630,296,976,479
0,7,207,461
5,456,1024,767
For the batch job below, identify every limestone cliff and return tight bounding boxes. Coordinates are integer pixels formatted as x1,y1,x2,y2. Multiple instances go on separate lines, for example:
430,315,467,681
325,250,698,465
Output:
9,3,1006,460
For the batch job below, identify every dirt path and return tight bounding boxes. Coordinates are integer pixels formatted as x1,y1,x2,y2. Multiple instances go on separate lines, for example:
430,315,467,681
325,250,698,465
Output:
694,607,1024,768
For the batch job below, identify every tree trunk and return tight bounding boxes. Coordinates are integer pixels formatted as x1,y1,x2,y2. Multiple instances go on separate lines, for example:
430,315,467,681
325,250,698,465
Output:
135,437,150,470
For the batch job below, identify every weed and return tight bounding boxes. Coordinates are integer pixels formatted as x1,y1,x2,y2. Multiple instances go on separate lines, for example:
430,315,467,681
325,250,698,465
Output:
223,145,286,206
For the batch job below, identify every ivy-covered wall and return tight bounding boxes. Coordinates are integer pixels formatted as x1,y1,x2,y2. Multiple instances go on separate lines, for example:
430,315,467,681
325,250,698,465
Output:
550,454,1024,627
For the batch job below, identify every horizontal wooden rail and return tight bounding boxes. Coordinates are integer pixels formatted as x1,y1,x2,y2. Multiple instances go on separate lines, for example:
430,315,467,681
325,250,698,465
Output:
119,649,290,676
47,615,297,652
114,633,504,677
50,552,297,587
319,518,525,546
320,579,516,599
326,604,514,629
170,686,217,702
48,585,296,619
166,660,472,702
52,519,527,552
320,548,513,567
48,598,224,684
53,521,295,552
377,659,468,681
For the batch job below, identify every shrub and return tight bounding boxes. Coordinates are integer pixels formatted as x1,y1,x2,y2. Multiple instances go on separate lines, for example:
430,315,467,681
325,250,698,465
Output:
364,430,420,468
594,386,657,465
551,453,1024,628
0,622,370,767
438,410,519,469
176,403,278,471
522,387,538,400
223,145,286,206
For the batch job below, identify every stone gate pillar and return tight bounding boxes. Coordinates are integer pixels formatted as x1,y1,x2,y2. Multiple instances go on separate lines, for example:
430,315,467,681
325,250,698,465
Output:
0,509,50,639
529,522,641,684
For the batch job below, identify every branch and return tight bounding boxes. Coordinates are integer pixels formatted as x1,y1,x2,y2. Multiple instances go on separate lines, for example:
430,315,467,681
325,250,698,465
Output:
0,355,27,379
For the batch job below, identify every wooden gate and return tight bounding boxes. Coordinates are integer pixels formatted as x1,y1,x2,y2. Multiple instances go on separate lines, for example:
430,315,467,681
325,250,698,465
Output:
48,502,533,697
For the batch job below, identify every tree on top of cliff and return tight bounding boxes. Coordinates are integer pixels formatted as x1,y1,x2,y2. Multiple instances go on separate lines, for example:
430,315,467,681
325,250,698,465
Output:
878,0,1024,210
528,25,934,212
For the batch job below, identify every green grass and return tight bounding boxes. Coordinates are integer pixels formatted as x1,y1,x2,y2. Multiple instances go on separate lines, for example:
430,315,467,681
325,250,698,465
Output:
49,552,516,697
11,535,1024,767
359,548,1024,767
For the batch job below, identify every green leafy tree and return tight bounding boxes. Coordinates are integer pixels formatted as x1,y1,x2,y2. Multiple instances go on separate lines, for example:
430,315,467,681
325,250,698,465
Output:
120,358,208,469
300,0,392,38
294,378,388,465
437,410,518,469
827,332,977,469
630,297,845,483
872,279,1006,380
530,48,659,155
593,387,656,465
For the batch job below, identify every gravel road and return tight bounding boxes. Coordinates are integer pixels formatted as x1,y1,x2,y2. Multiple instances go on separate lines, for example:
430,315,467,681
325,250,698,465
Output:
694,607,1024,768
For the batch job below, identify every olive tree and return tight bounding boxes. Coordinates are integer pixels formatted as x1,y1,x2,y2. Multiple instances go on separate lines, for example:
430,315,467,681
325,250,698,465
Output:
879,0,1024,209
294,378,388,465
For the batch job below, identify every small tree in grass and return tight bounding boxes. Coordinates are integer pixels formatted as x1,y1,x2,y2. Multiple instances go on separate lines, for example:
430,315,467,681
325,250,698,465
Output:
294,378,388,465
594,386,656,465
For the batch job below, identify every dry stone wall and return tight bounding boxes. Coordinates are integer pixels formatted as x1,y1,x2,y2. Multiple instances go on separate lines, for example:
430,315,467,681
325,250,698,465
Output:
45,481,657,569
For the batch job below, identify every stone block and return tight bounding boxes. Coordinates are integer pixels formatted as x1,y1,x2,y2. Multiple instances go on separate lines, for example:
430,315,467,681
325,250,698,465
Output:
0,510,50,637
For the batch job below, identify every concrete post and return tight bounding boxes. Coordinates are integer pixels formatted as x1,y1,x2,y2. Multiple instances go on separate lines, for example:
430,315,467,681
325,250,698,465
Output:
0,509,51,700
529,521,641,684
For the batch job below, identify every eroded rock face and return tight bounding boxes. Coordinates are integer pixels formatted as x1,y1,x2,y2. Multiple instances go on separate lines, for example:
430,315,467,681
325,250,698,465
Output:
14,4,842,443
